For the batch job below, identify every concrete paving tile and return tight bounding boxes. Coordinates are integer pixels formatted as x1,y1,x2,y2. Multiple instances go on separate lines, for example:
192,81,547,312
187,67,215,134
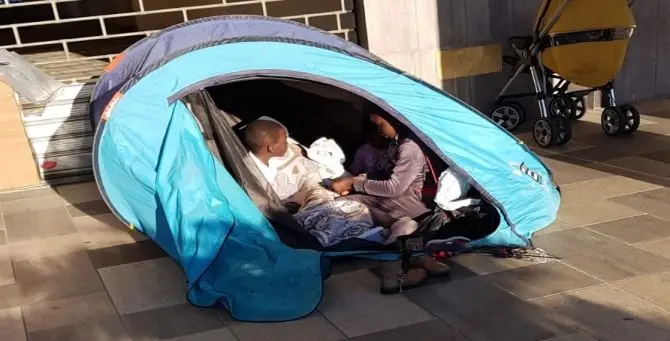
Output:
0,187,58,203
163,328,238,341
350,320,468,341
228,312,345,341
605,156,670,178
73,213,146,250
586,162,670,188
27,315,132,341
573,134,670,155
0,307,26,341
559,176,660,202
538,158,610,185
588,215,670,243
556,198,644,227
122,303,226,340
9,234,85,262
13,251,104,305
544,140,594,154
405,277,576,341
636,237,670,259
98,257,187,315
0,194,66,216
22,292,117,333
318,270,432,338
4,206,77,243
534,218,575,236
485,261,602,300
562,245,670,282
0,247,13,287
610,188,670,221
66,200,111,218
533,228,620,258
55,182,102,204
532,285,670,341
0,284,23,310
540,152,593,165
541,331,599,341
615,271,670,312
534,228,670,281
449,252,543,275
564,147,637,162
642,149,670,163
87,239,167,269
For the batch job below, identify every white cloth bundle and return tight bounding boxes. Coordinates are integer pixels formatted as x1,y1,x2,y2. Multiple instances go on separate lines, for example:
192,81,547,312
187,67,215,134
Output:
434,169,475,211
305,137,348,180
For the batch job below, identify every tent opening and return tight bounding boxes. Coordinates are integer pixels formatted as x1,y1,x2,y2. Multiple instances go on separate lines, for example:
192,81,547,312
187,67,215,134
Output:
179,77,501,251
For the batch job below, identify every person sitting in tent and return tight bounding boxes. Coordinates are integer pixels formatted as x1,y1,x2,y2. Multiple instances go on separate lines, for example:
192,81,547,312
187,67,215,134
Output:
330,108,453,286
242,118,416,248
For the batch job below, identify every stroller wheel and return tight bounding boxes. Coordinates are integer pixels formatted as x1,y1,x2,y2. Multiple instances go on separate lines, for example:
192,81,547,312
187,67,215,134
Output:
553,115,572,146
571,96,587,120
548,96,575,120
532,118,559,148
490,101,526,131
601,106,626,136
618,104,641,134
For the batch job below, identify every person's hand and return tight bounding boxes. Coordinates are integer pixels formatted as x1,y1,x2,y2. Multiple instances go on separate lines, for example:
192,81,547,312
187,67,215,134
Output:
331,177,355,195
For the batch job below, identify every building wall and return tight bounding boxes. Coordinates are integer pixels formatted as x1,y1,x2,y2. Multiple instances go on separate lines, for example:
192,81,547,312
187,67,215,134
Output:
617,0,670,104
0,0,358,82
360,0,668,116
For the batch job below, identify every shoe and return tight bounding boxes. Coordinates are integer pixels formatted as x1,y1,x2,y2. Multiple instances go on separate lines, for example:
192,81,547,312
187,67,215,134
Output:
379,260,427,294
411,254,451,277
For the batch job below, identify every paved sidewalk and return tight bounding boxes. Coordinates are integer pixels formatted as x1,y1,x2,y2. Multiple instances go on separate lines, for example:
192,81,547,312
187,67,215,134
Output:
1,104,670,340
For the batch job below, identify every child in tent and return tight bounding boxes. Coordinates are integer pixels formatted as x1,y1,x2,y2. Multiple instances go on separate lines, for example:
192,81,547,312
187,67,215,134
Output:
330,106,455,293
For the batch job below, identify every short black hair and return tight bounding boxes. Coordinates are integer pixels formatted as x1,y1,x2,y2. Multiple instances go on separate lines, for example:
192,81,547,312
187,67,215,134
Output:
243,119,284,154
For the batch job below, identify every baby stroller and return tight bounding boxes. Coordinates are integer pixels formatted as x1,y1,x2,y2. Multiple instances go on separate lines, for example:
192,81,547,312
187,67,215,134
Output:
489,0,640,148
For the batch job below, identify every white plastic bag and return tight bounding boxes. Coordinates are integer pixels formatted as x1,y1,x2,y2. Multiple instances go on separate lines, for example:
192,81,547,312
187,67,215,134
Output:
434,169,472,211
306,137,348,179
0,49,64,104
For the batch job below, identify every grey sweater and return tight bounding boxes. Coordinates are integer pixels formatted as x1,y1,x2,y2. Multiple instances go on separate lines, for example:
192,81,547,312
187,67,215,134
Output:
350,138,429,219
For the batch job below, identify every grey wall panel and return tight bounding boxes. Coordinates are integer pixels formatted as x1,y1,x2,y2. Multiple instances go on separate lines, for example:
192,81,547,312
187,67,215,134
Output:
465,0,491,45
633,0,659,20
616,18,659,104
654,18,670,100
437,0,468,49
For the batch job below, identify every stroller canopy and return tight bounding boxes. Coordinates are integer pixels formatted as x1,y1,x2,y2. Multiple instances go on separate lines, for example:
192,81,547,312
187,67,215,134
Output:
89,15,560,322
537,0,636,87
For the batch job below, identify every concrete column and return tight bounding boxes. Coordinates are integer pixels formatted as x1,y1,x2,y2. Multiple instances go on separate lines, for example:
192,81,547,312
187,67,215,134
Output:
359,0,441,87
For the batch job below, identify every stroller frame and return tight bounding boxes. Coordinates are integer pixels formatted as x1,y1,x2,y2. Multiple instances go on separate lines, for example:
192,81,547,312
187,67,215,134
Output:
490,0,641,148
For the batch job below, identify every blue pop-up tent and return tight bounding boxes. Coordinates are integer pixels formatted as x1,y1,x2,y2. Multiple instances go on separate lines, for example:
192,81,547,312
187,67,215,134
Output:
89,15,561,322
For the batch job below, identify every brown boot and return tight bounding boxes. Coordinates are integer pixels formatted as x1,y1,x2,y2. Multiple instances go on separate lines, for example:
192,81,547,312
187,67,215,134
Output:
379,260,427,295
411,255,450,276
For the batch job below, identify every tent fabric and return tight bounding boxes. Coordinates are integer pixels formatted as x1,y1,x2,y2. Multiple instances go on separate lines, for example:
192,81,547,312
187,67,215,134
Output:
90,16,561,322
90,15,382,126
